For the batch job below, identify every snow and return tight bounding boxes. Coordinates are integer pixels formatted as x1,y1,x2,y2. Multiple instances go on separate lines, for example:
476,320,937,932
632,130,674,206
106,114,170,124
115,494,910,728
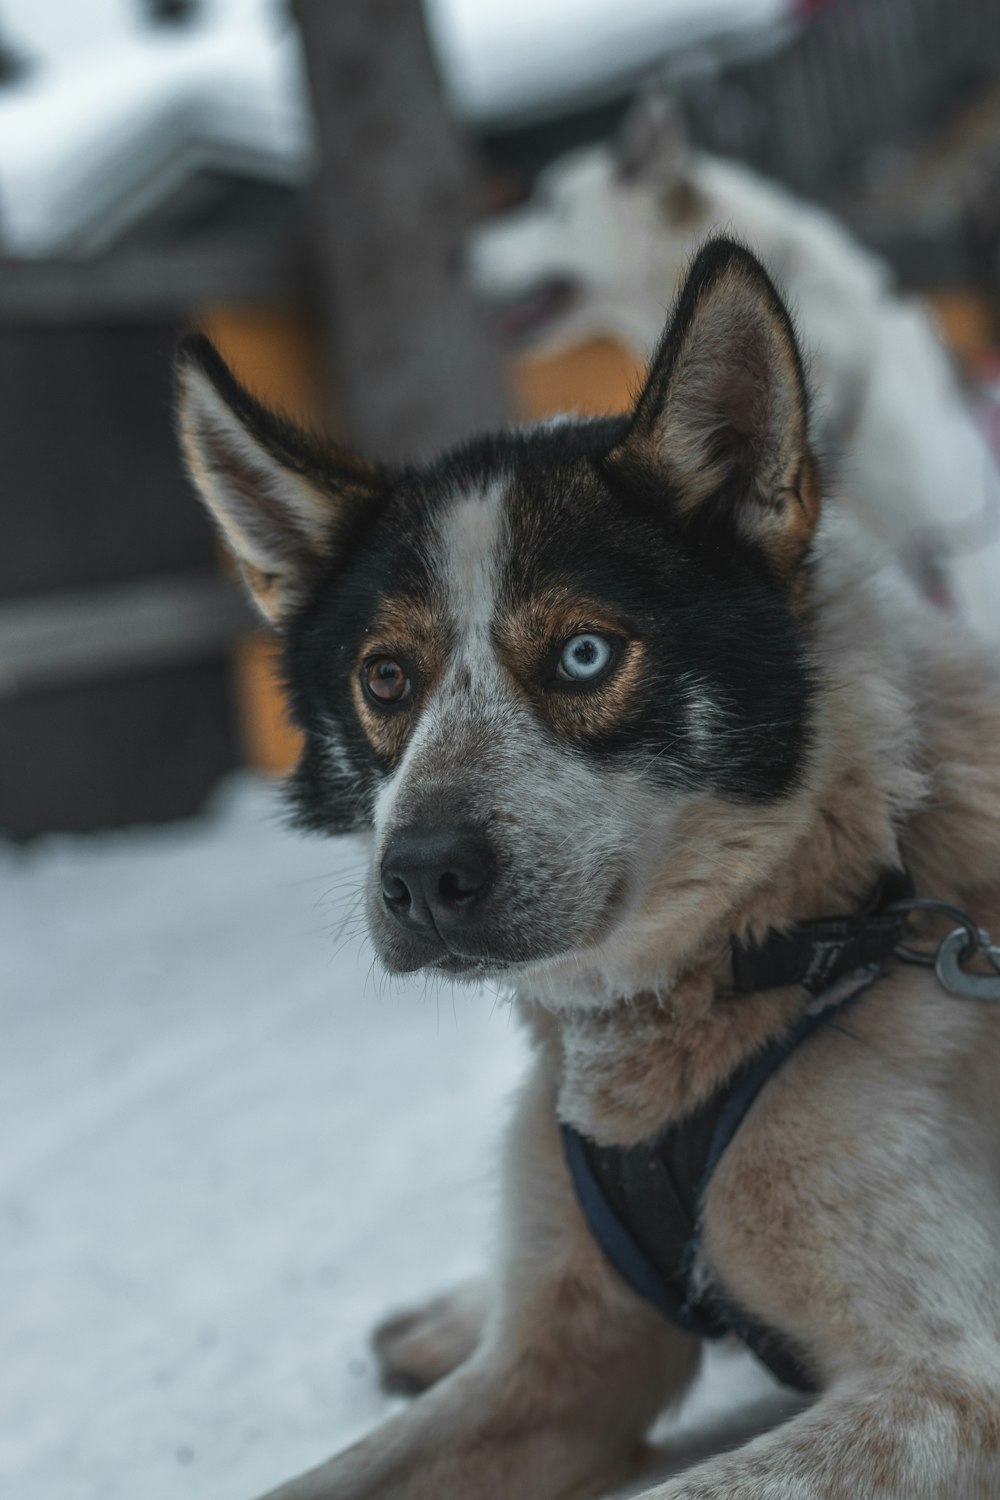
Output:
1,774,786,1500
0,19,314,257
426,0,790,123
0,0,790,254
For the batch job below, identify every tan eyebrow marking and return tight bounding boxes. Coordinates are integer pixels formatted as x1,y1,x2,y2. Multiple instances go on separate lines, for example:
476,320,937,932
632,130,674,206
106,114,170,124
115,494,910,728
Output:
495,589,647,741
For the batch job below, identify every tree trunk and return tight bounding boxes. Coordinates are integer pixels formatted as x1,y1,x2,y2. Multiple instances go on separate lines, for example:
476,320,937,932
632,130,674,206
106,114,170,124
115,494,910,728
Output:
293,0,509,463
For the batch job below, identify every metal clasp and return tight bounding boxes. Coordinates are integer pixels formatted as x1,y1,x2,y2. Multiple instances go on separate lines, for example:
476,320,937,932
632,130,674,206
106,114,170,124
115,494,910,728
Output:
887,896,1000,1003
934,928,1000,1002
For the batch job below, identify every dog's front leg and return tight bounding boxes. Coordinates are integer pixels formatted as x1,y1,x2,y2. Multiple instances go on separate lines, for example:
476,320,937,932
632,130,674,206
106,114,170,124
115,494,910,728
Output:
635,1365,1000,1499
257,1057,700,1500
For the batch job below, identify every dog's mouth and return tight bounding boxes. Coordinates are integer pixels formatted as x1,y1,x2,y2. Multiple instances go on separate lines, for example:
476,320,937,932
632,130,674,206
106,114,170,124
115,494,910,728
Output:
381,932,523,982
487,277,578,344
429,952,511,979
373,868,633,985
373,916,556,983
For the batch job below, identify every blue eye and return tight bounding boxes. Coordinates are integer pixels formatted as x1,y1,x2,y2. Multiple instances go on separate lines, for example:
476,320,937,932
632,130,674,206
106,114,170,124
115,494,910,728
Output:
557,633,614,683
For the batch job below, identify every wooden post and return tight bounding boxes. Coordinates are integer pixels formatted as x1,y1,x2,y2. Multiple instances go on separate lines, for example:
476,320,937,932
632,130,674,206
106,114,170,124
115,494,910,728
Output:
293,0,509,463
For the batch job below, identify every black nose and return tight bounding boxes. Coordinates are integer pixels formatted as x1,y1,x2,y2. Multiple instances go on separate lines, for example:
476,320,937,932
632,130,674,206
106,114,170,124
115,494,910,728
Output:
381,827,495,936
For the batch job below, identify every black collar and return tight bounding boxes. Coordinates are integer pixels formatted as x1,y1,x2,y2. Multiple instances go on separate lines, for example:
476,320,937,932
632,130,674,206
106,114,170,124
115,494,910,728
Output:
730,868,915,998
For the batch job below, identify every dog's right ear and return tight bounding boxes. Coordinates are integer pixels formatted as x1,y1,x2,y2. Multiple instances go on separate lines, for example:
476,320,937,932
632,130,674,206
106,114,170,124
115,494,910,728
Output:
605,238,819,582
176,335,381,627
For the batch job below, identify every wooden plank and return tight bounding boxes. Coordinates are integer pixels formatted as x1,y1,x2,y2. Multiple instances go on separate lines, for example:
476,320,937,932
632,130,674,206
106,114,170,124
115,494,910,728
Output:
512,336,644,422
198,304,332,428
0,239,304,322
0,321,220,598
293,0,508,461
925,289,998,361
235,633,303,776
0,572,252,700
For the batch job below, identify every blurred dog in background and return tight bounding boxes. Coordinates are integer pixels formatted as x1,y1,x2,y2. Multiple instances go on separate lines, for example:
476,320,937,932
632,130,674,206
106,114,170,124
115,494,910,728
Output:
468,92,1000,640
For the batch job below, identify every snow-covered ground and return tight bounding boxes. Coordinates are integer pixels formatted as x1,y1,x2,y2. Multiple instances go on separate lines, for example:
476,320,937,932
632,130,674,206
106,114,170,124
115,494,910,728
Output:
1,775,790,1500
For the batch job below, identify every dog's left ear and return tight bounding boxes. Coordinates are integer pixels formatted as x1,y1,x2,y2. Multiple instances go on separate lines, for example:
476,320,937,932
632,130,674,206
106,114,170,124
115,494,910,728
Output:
176,334,382,626
607,237,820,579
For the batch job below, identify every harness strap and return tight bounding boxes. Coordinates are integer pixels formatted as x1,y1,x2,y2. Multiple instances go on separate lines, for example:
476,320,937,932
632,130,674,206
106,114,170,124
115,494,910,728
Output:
560,870,915,1390
729,867,914,997
561,970,882,1393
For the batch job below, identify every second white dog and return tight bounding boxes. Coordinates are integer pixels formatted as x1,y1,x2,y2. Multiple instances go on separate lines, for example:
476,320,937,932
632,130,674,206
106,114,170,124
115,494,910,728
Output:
468,95,1000,640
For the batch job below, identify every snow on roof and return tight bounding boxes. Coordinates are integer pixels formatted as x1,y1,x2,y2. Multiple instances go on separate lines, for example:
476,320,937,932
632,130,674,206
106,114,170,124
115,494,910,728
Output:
426,0,789,123
0,0,788,257
0,14,315,256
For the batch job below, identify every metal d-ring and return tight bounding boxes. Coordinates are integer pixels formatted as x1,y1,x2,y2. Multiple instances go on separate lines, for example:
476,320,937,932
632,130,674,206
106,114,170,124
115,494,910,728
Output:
886,896,1000,1002
885,896,983,966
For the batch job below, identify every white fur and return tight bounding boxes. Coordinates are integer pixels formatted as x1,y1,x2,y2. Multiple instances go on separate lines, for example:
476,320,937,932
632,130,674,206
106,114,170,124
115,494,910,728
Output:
441,484,506,662
371,483,506,850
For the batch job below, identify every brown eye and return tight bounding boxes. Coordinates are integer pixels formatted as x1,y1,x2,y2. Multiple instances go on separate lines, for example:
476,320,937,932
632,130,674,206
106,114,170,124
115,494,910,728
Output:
363,656,411,705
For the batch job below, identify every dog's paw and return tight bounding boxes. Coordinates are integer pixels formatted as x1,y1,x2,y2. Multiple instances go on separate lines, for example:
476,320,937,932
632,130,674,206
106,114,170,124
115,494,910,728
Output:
372,1280,488,1395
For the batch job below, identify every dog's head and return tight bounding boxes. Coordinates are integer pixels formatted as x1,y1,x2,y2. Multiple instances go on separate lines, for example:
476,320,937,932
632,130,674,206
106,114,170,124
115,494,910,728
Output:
466,93,713,343
177,239,820,990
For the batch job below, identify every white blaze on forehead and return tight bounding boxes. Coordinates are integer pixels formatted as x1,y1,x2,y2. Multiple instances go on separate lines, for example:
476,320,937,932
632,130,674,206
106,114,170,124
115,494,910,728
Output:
439,480,507,643
372,480,509,845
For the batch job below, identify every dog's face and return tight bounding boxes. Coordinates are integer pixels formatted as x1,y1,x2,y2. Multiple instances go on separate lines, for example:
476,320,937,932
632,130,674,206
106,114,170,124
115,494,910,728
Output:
466,96,712,343
177,240,820,988
466,148,631,320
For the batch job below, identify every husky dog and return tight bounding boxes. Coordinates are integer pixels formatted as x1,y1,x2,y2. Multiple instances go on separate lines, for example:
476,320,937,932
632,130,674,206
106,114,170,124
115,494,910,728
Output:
177,239,1000,1499
468,95,1000,641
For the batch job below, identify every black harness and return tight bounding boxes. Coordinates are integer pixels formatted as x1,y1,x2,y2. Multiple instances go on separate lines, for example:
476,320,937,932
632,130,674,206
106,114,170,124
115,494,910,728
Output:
561,870,916,1393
